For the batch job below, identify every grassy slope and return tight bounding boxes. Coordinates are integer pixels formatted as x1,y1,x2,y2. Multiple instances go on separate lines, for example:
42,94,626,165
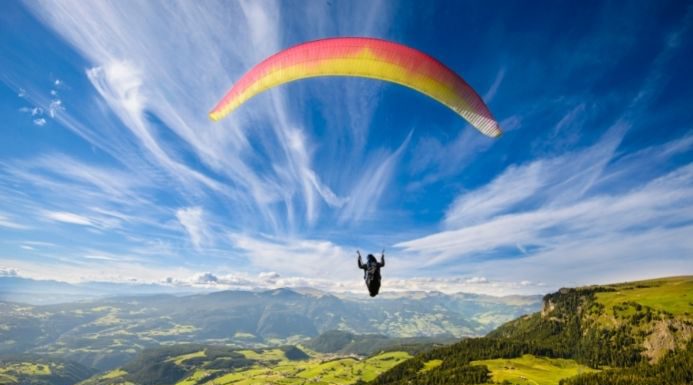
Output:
0,360,94,385
595,276,692,316
100,369,127,379
372,276,692,385
0,363,51,376
471,354,597,385
492,276,692,361
169,351,206,365
420,359,442,372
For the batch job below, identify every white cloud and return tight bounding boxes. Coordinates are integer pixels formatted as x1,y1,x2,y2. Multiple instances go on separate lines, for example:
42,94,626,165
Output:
400,165,693,261
339,132,412,223
483,67,506,103
466,276,489,284
22,241,56,247
85,61,222,196
447,124,624,229
84,254,118,261
166,271,255,289
408,125,497,190
0,254,196,284
191,272,219,284
0,156,151,231
176,207,210,250
44,211,93,225
445,125,624,229
258,271,280,283
445,161,543,228
86,61,144,125
15,79,64,125
26,154,144,200
0,213,28,229
0,154,181,243
48,98,64,118
229,233,354,279
162,270,543,296
378,276,545,296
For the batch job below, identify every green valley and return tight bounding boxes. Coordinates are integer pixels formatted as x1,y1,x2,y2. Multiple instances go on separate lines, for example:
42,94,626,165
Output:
1,276,691,385
79,345,411,385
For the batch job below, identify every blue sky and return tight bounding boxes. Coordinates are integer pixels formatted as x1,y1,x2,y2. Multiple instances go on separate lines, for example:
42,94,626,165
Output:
1,0,691,295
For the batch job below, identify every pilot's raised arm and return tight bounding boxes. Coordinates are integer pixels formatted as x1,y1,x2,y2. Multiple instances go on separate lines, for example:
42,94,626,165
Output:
357,251,365,269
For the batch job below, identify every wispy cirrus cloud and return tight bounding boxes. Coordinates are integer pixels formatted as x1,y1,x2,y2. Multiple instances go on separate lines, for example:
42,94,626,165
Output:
43,211,92,226
86,60,228,198
229,233,354,279
3,153,146,201
396,134,693,285
339,131,413,224
176,207,211,250
24,0,377,235
0,213,29,230
445,125,624,228
0,154,161,233
483,67,506,103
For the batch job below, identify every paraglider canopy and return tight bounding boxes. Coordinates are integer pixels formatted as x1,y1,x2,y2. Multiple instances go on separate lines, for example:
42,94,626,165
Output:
210,37,502,138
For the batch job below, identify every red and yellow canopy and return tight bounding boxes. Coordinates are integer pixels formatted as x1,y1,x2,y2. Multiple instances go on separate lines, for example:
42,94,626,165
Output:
210,37,501,137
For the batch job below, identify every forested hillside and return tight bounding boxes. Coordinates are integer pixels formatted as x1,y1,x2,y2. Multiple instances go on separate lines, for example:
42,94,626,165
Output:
305,330,454,356
561,341,692,385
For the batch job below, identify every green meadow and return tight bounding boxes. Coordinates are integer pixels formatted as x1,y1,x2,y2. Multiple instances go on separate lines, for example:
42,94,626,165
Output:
471,354,598,385
596,276,693,316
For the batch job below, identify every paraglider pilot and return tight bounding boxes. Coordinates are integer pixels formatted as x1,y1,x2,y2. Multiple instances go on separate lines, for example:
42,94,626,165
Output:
357,250,385,297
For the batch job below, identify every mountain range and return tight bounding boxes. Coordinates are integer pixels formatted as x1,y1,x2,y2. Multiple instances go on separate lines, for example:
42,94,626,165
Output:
0,277,540,371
